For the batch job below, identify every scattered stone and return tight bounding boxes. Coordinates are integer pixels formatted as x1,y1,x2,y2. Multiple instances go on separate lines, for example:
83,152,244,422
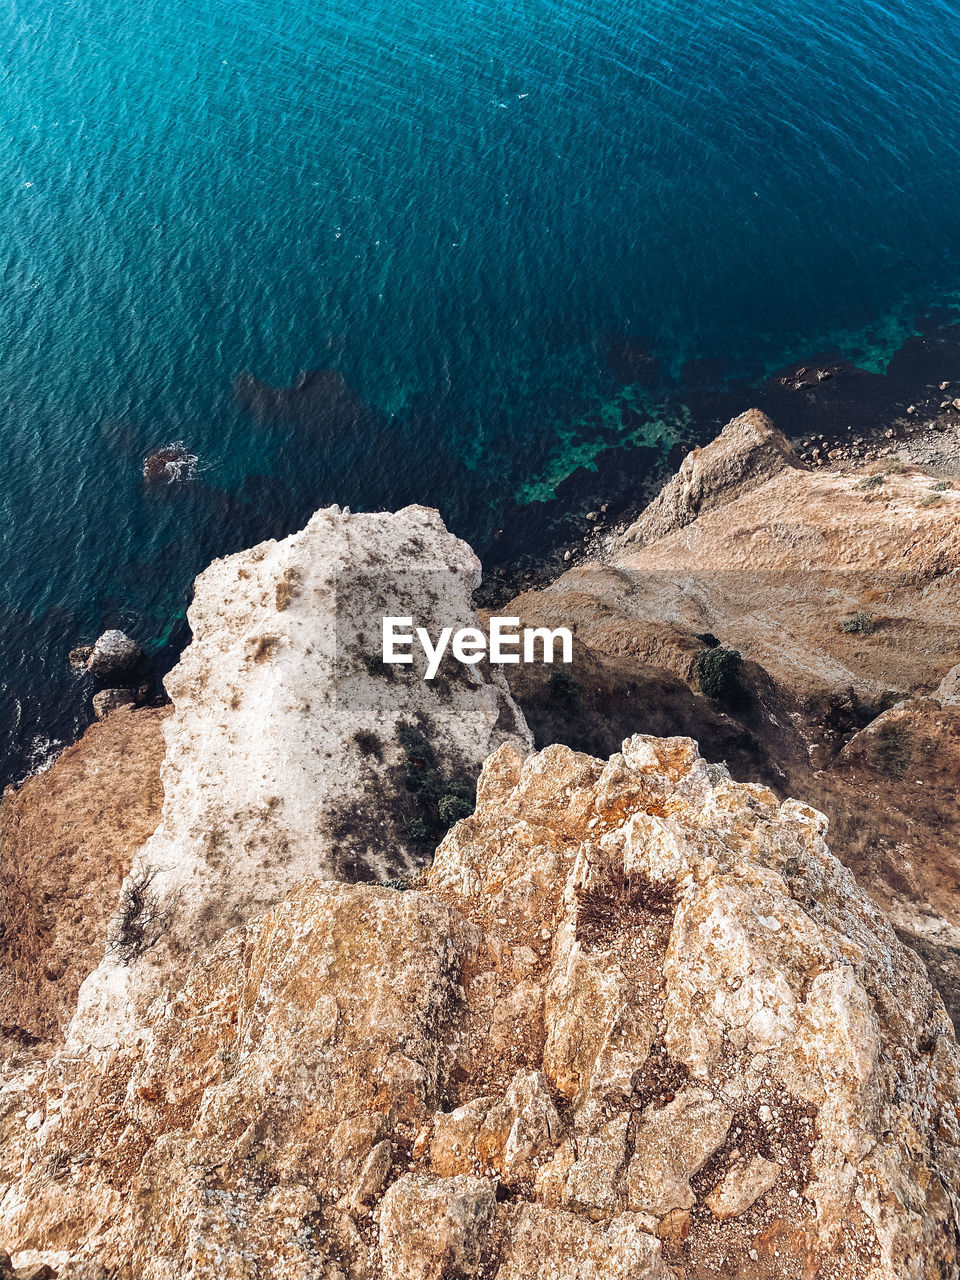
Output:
939,381,952,391
586,511,599,522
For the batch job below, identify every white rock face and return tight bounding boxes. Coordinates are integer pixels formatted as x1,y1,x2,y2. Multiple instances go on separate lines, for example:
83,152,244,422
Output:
70,504,531,1047
86,629,143,678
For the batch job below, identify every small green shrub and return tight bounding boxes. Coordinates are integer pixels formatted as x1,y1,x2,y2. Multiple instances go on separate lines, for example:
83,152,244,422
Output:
353,729,382,759
921,493,943,508
396,722,476,846
871,728,912,778
856,473,885,491
841,612,876,635
930,480,953,492
438,792,474,826
694,646,747,708
548,669,583,703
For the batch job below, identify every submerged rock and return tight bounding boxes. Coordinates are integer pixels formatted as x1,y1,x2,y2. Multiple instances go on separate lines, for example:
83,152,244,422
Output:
67,645,93,671
1,735,957,1278
85,630,144,679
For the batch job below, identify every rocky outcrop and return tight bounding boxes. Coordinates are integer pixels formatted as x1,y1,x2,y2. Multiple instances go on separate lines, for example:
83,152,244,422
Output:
622,410,805,548
0,707,168,1045
84,631,144,680
938,663,960,707
90,689,135,720
67,504,531,1049
2,736,957,1278
513,450,958,706
496,413,960,1020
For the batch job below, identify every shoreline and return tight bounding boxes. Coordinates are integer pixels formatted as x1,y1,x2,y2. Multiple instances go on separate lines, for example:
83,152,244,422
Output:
478,307,960,604
3,310,959,790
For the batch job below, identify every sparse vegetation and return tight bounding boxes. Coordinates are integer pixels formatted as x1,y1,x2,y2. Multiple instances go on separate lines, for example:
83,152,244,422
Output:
353,729,383,760
576,863,676,951
870,726,913,778
840,611,877,635
275,566,302,611
921,493,943,508
106,868,176,964
930,480,953,492
548,668,583,703
396,721,476,844
694,645,747,708
249,634,281,663
856,473,885,491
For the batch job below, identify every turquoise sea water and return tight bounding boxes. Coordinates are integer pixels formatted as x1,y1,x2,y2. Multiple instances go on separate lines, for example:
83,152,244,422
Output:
3,0,960,780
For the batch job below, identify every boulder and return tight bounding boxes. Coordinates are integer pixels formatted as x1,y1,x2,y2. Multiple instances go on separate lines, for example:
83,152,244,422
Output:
91,689,136,720
68,644,93,671
86,630,144,679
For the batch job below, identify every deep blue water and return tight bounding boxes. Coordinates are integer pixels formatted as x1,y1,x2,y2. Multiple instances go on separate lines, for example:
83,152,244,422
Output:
3,0,960,781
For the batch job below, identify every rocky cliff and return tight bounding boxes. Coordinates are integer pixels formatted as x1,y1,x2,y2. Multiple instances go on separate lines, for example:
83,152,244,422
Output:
2,736,958,1278
2,463,959,1280
0,707,169,1046
498,412,960,1021
62,504,530,1050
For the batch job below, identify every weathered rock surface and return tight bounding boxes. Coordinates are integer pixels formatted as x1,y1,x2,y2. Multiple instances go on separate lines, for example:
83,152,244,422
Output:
498,412,960,1019
67,647,92,673
85,631,143,680
622,410,806,549
510,437,958,706
68,504,530,1048
938,663,960,707
90,689,135,720
0,707,169,1046
2,735,957,1278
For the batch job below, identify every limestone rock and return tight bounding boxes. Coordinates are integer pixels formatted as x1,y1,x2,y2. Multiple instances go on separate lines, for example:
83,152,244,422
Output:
85,630,143,679
494,1205,672,1279
937,662,960,707
69,504,531,1048
705,1153,781,1220
379,1174,497,1280
623,409,804,547
91,688,135,720
626,1089,733,1215
2,736,958,1279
